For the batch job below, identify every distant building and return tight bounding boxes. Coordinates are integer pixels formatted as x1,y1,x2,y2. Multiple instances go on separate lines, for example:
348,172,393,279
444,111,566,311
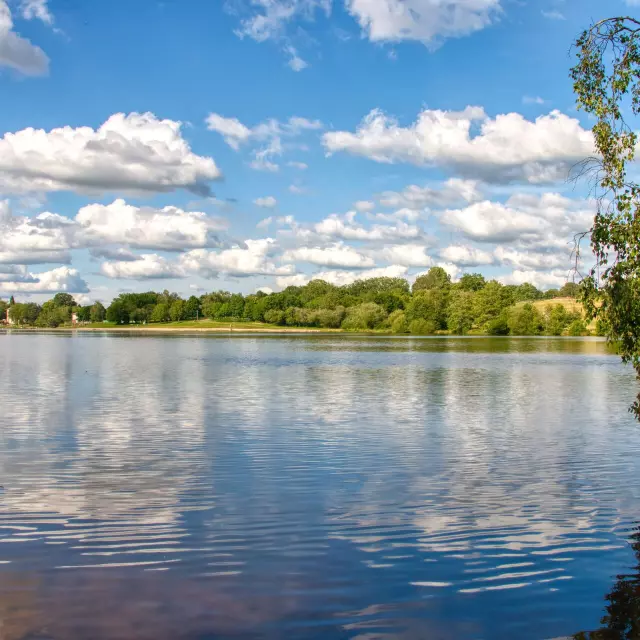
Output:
71,311,78,326
5,308,14,326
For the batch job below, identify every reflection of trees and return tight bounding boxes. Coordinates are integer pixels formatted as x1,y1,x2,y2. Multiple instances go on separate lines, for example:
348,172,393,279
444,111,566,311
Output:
574,525,640,639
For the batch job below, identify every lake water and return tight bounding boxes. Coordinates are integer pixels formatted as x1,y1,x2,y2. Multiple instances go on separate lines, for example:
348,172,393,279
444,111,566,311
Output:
1,333,639,640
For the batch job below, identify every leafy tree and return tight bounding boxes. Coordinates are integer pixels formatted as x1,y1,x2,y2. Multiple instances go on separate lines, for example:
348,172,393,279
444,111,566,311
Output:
341,302,387,330
507,304,544,336
75,306,91,322
36,301,70,327
559,282,581,298
486,312,510,336
412,267,451,293
90,301,106,323
458,273,486,292
9,302,40,325
409,319,436,335
150,302,170,323
0,299,7,320
52,293,76,307
545,304,576,336
106,301,129,325
405,290,448,329
447,290,475,334
512,283,543,303
169,300,187,322
572,17,640,415
185,296,200,320
388,310,408,334
9,296,15,306
473,281,514,327
264,309,285,325
568,319,589,337
544,289,561,300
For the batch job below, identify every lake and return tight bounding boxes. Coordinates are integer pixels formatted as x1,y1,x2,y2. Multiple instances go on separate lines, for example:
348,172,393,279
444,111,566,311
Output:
0,332,639,640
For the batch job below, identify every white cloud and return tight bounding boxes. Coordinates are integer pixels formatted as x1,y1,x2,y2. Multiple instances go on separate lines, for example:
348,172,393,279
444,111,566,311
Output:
289,184,306,194
100,254,186,280
493,246,568,271
287,161,308,170
282,243,375,268
233,0,331,43
0,249,70,264
522,95,546,105
498,269,569,290
314,211,422,242
324,107,594,184
541,10,565,20
285,45,308,71
75,199,226,251
440,193,593,244
0,0,49,75
207,112,322,172
254,196,278,208
276,264,408,288
439,244,495,266
180,239,295,278
371,244,434,267
0,264,36,282
354,200,375,212
0,266,88,293
89,247,141,262
0,113,221,195
20,0,53,24
378,178,482,210
345,0,501,48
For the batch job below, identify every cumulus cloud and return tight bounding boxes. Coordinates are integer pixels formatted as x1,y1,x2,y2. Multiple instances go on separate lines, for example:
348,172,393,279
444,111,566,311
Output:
498,269,570,290
370,244,434,267
314,210,423,242
324,107,595,184
378,178,482,210
0,113,222,195
76,200,227,251
354,200,375,212
439,244,495,266
345,0,500,48
493,246,568,271
100,254,186,280
179,239,296,278
89,247,142,262
0,0,49,75
254,196,278,208
440,192,593,245
206,112,322,172
0,264,36,283
276,264,408,288
282,243,375,268
20,0,53,24
0,266,88,293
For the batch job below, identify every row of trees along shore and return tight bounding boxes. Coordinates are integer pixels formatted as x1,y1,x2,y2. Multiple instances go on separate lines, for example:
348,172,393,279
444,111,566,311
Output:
0,268,593,337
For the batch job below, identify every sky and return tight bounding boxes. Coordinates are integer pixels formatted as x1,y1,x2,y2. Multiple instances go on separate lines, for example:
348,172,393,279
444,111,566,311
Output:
0,0,630,304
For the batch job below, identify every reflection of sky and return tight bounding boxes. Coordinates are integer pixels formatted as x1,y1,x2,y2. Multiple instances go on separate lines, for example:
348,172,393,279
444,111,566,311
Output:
0,334,639,639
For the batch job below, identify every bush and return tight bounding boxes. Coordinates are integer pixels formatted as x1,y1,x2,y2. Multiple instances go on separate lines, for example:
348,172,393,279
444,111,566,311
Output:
388,310,408,334
567,319,588,336
341,303,387,331
264,309,285,325
507,303,544,336
486,313,510,335
409,319,436,335
314,307,346,328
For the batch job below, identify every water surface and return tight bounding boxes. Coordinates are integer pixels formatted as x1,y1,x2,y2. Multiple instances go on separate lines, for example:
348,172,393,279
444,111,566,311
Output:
0,333,639,640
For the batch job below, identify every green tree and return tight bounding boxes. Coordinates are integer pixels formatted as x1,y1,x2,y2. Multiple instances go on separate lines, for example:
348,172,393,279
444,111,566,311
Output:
341,302,387,330
106,301,129,324
568,319,588,336
507,303,544,336
90,301,106,323
150,302,170,323
409,319,436,335
52,293,76,307
388,310,408,334
458,273,486,292
512,283,543,303
264,309,285,325
412,267,451,293
170,300,187,322
572,17,640,415
9,302,40,325
473,280,513,327
559,282,581,298
406,289,448,329
544,304,575,336
75,306,91,322
0,299,7,320
447,290,475,334
185,296,200,320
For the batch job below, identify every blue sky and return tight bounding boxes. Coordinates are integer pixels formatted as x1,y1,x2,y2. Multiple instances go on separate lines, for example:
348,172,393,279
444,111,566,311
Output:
0,0,629,303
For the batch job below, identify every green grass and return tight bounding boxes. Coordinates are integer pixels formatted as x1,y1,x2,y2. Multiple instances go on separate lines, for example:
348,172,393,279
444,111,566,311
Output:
73,319,337,331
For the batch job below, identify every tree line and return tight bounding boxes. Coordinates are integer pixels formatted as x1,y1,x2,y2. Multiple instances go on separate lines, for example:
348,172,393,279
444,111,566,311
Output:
0,268,591,336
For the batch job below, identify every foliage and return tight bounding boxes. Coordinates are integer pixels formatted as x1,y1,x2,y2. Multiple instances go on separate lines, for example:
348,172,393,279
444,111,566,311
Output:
409,319,437,335
572,16,640,416
545,304,580,336
447,290,475,335
341,302,387,331
507,304,544,336
388,310,408,334
412,267,451,293
568,319,589,336
457,273,486,292
90,301,106,323
9,302,41,325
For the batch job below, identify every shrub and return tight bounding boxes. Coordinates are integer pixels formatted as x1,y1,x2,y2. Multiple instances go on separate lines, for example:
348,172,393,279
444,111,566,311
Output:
567,319,588,336
264,309,285,325
388,310,408,334
341,303,387,331
409,319,436,335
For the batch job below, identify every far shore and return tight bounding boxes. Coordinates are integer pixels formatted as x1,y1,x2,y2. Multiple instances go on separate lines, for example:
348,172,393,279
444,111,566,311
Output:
0,324,343,334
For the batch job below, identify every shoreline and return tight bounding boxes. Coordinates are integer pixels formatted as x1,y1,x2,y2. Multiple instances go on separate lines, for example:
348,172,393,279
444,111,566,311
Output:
0,325,343,334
